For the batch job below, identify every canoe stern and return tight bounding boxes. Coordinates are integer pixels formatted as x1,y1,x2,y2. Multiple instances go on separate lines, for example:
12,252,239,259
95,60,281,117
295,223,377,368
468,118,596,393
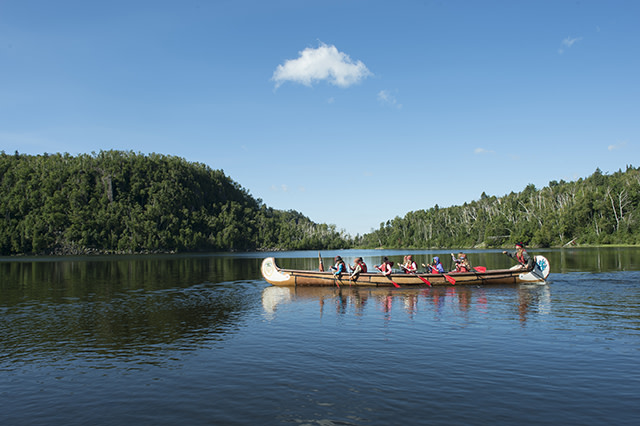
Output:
261,257,293,285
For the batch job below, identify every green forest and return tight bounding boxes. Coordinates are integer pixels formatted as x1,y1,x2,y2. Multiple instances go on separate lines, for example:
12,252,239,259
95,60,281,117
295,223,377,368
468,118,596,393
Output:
1,151,639,255
0,151,350,255
358,166,640,249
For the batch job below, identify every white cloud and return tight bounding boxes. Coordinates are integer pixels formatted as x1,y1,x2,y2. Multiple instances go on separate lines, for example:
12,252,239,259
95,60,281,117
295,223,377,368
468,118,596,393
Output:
270,184,308,193
608,141,628,151
474,148,493,154
270,184,289,192
562,36,582,47
558,36,583,54
377,90,402,109
272,43,372,89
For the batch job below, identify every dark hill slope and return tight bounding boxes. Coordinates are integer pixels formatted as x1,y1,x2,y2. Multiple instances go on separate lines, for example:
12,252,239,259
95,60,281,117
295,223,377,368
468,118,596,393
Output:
0,151,349,255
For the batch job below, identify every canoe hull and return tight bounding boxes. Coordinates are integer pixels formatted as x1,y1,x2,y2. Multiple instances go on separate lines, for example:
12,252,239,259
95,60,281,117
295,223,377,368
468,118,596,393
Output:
261,256,550,287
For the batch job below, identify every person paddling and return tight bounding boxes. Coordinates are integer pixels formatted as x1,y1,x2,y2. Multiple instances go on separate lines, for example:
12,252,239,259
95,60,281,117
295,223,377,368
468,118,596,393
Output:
503,242,534,270
375,257,393,276
423,256,445,273
330,256,347,277
400,255,417,274
349,257,368,281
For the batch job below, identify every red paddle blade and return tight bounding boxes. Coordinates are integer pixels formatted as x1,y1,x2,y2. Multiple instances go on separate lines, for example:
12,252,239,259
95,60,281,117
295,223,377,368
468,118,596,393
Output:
474,266,487,273
444,274,456,285
418,275,431,287
385,275,400,288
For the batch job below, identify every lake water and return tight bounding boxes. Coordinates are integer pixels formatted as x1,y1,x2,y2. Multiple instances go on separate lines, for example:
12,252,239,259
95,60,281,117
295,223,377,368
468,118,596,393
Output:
1,248,639,425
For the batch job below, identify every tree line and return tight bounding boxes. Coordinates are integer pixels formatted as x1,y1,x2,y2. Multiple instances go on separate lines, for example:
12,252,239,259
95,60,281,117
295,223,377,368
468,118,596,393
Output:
2,151,638,256
0,151,350,255
357,166,640,249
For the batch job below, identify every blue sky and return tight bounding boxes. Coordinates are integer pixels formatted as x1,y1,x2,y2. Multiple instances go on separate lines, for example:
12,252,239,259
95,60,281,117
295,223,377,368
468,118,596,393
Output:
2,0,639,236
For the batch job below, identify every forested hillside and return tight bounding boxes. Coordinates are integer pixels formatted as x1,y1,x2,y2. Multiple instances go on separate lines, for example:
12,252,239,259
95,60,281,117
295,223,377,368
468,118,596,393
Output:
0,151,350,255
2,151,637,256
358,166,640,249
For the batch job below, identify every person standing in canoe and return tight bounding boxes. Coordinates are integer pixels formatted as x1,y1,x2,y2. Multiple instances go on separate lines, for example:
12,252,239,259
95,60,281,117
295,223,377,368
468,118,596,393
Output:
349,257,368,281
375,257,394,276
400,255,417,273
503,242,535,270
423,256,445,273
330,256,347,277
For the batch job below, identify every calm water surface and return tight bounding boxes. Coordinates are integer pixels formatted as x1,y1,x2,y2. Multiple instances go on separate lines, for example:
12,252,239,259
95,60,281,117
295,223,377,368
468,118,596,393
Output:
1,248,639,425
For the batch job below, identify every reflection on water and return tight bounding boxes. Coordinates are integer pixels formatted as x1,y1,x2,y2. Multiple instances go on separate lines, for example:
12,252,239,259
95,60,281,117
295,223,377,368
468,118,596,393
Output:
2,283,255,366
261,284,552,324
552,247,640,272
0,255,264,367
261,286,292,319
0,254,263,299
1,250,639,425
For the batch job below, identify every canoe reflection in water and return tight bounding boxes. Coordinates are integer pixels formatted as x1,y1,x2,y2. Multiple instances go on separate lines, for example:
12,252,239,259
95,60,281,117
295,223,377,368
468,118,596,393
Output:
261,285,551,323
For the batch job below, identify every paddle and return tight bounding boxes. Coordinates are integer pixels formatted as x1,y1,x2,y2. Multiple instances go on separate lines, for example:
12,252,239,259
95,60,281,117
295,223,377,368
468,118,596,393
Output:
386,276,401,288
331,257,350,288
376,264,400,288
443,273,456,285
402,265,431,286
423,262,456,284
413,273,431,286
318,252,324,272
465,265,486,286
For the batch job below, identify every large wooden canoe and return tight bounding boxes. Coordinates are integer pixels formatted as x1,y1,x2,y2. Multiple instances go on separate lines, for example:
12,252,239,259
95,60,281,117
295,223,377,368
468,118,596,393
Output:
261,256,550,287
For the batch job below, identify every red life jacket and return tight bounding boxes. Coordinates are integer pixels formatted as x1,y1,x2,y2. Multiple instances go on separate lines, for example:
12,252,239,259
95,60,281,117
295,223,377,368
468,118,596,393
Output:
516,251,527,265
380,261,393,274
404,261,417,273
455,265,470,272
358,261,368,273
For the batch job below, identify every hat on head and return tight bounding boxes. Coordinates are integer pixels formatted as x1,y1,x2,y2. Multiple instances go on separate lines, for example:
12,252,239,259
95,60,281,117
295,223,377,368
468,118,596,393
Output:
515,242,524,248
